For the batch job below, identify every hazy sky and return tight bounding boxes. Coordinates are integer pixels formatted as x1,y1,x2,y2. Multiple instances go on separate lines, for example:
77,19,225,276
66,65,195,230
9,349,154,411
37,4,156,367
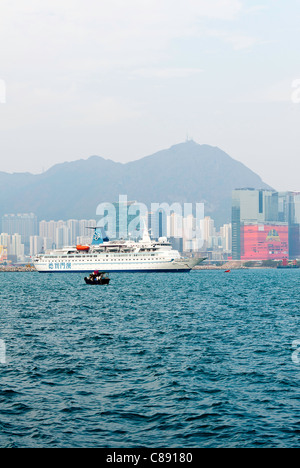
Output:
0,0,299,191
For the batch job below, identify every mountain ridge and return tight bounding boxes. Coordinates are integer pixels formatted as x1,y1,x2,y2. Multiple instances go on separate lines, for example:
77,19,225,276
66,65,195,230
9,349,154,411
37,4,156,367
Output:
0,141,273,228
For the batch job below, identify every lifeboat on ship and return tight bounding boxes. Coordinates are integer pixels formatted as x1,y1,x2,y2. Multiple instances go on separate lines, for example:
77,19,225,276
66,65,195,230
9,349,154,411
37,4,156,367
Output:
76,245,90,252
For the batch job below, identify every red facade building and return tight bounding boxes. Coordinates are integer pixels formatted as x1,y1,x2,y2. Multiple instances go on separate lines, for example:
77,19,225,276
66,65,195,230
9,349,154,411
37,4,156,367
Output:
241,224,289,261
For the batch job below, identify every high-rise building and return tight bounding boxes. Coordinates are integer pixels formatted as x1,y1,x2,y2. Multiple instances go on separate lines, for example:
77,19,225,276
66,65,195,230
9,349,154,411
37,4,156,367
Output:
39,220,58,241
0,233,10,263
146,211,154,238
0,233,25,262
66,219,79,246
2,213,37,252
241,224,289,260
200,216,216,249
0,233,10,250
232,189,290,261
0,245,8,263
55,225,70,249
10,234,25,261
78,219,96,238
220,223,232,253
30,236,44,256
278,192,300,259
167,212,183,239
39,219,96,248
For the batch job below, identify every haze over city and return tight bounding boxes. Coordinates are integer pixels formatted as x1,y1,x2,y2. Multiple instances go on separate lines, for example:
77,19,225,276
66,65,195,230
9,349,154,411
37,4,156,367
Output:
0,0,300,191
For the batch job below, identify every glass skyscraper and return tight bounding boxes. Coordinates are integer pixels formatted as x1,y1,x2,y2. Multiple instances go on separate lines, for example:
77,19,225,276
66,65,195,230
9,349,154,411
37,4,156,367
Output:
279,192,300,258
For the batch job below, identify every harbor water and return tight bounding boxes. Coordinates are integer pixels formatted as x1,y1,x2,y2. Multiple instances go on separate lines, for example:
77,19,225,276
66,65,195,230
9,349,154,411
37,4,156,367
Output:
0,269,299,448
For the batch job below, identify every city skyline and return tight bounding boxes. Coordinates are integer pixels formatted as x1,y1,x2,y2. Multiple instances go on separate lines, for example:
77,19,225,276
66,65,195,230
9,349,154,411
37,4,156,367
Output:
232,188,300,260
0,210,232,261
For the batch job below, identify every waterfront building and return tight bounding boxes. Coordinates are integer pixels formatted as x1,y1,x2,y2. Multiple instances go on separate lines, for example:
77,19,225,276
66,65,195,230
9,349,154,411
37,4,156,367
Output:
241,224,289,261
153,210,166,239
0,233,10,251
30,236,44,257
39,220,58,242
10,234,25,261
0,232,25,262
30,236,53,256
278,192,300,259
78,219,96,238
232,189,290,261
55,225,70,249
66,220,79,246
220,223,232,253
76,235,93,246
167,212,183,239
39,219,96,249
0,245,8,263
199,216,217,250
2,213,37,252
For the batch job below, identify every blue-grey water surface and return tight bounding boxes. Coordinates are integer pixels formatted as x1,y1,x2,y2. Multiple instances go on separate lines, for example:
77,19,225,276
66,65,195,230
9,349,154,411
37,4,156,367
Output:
0,269,299,448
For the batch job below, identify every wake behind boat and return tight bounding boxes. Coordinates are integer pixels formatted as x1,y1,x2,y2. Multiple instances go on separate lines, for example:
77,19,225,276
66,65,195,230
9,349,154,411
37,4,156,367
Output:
33,227,204,273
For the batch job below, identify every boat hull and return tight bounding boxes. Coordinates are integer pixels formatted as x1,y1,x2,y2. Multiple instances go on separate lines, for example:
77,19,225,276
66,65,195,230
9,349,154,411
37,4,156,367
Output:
84,277,110,285
33,250,205,274
34,259,204,273
38,269,192,273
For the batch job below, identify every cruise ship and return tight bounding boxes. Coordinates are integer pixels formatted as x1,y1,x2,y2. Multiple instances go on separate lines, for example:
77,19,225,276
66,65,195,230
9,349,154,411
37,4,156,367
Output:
33,227,204,273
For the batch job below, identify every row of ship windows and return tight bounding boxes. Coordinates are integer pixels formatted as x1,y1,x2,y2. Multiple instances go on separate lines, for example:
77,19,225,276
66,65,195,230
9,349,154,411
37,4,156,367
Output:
46,254,157,259
49,258,164,262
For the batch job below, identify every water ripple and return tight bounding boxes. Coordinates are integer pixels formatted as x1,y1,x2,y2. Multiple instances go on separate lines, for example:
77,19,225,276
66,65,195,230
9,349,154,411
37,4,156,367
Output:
0,269,300,447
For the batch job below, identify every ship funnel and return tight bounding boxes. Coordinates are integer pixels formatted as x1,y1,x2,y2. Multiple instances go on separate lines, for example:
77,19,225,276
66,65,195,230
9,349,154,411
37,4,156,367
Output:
87,227,109,245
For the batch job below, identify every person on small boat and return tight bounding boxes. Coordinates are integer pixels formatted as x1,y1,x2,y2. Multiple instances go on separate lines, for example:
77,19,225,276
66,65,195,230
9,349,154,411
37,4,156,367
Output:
88,272,97,281
88,271,104,282
85,271,109,285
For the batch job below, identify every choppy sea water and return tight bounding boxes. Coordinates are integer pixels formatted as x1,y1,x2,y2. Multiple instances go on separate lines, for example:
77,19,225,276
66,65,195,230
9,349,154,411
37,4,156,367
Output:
0,269,299,448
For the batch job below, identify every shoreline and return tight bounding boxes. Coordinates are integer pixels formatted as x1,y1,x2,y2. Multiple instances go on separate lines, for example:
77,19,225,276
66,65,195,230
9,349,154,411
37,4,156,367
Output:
0,266,37,272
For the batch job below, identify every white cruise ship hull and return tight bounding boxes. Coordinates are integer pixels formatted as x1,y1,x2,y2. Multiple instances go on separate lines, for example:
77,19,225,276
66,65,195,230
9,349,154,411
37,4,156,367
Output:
34,258,201,273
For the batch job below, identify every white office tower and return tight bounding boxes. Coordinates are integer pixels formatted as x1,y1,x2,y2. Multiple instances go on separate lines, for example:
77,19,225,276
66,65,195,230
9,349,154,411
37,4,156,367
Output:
55,225,70,249
167,212,183,239
30,236,44,256
220,223,232,253
200,216,216,249
10,234,25,261
66,220,79,246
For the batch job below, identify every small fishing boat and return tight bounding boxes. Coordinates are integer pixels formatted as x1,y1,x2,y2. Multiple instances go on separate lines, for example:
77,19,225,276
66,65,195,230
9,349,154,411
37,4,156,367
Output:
277,259,299,269
225,270,231,273
84,271,110,285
